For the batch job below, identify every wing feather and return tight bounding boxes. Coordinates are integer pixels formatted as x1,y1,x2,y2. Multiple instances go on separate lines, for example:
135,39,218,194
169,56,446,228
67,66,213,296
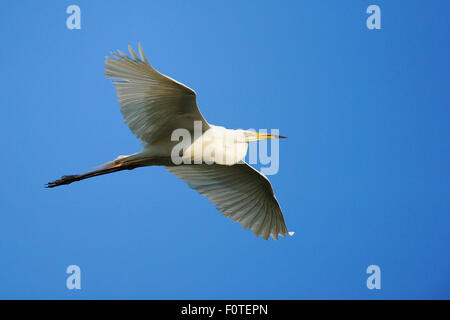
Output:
105,44,209,144
166,162,290,240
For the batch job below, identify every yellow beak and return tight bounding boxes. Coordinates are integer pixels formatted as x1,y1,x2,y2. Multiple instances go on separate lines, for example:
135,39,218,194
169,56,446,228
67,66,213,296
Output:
255,133,287,140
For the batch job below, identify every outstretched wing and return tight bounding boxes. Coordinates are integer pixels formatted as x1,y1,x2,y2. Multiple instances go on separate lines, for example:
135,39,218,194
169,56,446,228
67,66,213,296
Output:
105,43,209,144
166,162,292,240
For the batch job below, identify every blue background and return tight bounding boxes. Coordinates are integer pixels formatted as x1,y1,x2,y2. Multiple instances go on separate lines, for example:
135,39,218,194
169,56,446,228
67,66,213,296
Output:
0,1,448,299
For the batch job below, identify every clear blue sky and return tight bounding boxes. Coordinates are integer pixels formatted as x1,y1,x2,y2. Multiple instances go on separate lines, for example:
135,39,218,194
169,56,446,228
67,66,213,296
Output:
0,1,449,299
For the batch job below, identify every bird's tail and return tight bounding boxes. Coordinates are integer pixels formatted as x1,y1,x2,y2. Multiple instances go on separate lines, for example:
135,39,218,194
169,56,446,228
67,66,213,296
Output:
46,155,152,188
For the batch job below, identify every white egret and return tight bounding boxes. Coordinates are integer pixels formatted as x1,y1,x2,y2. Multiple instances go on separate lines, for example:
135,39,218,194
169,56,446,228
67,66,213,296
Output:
48,44,293,240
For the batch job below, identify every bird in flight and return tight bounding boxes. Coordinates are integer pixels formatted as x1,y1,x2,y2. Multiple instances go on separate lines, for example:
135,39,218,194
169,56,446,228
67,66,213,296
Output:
47,44,293,240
